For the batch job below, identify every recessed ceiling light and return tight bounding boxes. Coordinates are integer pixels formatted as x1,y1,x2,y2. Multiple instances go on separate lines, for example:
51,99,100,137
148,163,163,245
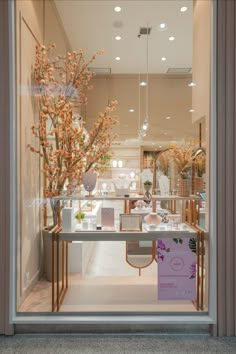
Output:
180,6,188,12
115,35,121,40
169,36,175,41
159,145,162,148
165,116,171,120
114,6,121,12
139,81,147,86
159,23,168,31
129,109,135,113
189,109,195,113
115,56,121,61
188,82,196,87
161,57,167,61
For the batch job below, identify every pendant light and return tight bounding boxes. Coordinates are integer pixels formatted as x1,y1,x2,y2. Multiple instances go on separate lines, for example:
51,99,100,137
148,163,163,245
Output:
139,24,150,139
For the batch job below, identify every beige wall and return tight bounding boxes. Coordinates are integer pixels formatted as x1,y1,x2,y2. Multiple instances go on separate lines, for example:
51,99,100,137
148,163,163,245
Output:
85,74,198,143
16,0,71,307
192,0,211,124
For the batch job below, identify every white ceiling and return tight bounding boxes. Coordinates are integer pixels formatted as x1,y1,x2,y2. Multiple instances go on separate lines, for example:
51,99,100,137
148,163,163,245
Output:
55,0,193,74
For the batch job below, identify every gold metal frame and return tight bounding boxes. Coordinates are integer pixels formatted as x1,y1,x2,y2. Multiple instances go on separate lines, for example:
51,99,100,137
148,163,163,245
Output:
50,225,68,312
120,214,142,232
126,240,156,276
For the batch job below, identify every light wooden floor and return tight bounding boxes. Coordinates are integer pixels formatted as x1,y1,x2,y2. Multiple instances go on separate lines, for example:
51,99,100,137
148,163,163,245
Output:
19,241,200,313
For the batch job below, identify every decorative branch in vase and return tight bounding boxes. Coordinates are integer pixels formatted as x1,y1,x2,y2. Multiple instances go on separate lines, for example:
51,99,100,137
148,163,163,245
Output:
28,44,118,226
170,143,195,196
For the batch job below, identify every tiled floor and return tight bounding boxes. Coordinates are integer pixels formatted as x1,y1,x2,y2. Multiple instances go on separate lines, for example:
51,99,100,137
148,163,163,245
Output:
19,241,199,313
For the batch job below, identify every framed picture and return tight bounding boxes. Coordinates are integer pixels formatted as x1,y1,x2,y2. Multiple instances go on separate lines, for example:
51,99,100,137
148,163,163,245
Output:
120,214,142,232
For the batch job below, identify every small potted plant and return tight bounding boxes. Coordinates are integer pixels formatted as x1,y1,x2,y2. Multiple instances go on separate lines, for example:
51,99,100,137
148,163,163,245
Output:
75,211,85,223
143,180,152,192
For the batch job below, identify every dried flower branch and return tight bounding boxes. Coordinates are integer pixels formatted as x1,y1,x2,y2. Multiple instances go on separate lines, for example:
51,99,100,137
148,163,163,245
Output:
195,152,206,177
28,44,118,225
170,142,195,179
157,150,171,175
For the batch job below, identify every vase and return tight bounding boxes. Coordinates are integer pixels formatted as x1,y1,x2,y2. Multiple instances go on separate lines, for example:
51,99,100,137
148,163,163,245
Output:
144,212,162,225
82,169,97,194
144,184,152,192
178,178,190,197
43,227,62,282
194,176,204,193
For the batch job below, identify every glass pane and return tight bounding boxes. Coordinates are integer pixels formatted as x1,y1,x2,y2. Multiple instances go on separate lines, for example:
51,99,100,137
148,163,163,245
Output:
16,0,210,316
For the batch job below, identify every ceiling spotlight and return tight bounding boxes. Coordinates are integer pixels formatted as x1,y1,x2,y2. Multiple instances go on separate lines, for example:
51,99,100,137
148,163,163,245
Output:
165,116,171,120
115,56,121,61
159,23,167,31
188,82,196,87
115,35,121,40
180,6,188,12
139,81,147,86
161,57,167,61
129,109,135,113
169,36,175,41
114,6,121,12
189,109,195,113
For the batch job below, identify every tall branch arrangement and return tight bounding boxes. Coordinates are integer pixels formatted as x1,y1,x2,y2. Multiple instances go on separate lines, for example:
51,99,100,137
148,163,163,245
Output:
28,44,118,199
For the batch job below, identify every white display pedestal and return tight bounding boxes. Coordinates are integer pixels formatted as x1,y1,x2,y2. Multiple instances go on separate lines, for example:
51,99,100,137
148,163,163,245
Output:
68,201,102,274
68,241,95,275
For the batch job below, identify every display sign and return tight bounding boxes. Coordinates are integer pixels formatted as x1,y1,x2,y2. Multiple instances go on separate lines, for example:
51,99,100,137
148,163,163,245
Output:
101,207,115,230
157,238,196,300
120,214,142,231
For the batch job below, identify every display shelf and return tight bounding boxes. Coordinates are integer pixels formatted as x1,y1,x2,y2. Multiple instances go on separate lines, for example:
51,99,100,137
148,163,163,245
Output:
52,194,201,202
59,226,197,242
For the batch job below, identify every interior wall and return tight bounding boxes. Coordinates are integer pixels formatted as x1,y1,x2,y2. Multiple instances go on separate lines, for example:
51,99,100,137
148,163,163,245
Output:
192,0,211,230
192,0,211,124
85,74,197,143
16,0,71,307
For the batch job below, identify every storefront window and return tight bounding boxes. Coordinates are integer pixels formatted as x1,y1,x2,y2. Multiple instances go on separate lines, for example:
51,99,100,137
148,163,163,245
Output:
15,0,211,319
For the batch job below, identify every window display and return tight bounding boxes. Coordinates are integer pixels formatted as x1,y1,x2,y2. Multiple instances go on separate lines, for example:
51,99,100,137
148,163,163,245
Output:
40,192,206,313
15,0,210,322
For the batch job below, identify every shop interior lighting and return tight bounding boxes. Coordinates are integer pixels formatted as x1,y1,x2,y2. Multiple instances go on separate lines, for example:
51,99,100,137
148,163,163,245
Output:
115,35,121,40
114,6,121,12
159,23,168,31
188,82,196,87
138,24,151,139
180,6,188,12
169,36,175,41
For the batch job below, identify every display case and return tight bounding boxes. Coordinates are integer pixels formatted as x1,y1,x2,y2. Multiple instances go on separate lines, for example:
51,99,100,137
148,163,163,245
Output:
47,193,207,313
